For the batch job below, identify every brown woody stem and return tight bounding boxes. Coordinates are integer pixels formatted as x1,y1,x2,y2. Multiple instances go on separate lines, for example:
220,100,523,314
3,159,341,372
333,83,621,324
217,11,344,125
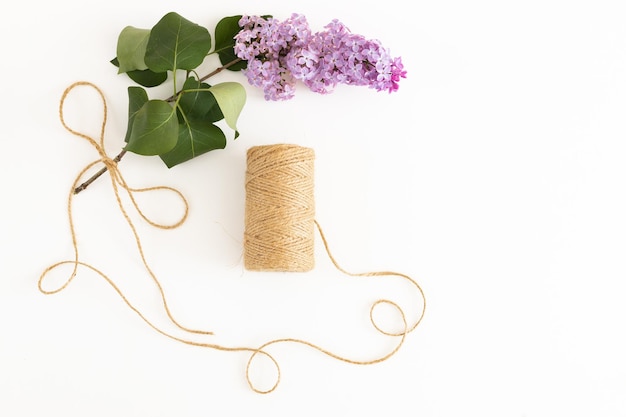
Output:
200,57,242,82
73,150,126,194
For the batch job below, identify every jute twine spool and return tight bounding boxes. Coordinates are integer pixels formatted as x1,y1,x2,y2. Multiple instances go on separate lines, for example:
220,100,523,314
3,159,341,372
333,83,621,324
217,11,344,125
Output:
244,144,316,272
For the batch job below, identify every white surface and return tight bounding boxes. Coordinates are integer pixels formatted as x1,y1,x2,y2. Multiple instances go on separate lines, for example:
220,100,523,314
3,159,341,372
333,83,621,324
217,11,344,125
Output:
2,0,626,415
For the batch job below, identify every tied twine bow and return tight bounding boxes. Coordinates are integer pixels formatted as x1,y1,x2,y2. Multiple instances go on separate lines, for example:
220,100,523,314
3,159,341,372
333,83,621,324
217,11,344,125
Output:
38,81,426,394
38,81,204,335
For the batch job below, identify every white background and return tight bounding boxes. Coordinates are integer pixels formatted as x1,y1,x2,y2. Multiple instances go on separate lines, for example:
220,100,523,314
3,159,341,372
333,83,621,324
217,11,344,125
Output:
1,0,625,415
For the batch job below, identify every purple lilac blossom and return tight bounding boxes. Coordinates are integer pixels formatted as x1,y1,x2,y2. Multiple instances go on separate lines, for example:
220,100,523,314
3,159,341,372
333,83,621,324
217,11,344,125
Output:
234,13,406,101
234,14,312,100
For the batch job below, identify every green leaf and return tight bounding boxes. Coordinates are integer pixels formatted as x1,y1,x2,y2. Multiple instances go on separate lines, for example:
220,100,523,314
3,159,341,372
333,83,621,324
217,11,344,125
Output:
159,120,226,168
125,100,178,155
208,82,246,137
111,58,168,87
124,86,149,143
116,26,151,73
145,12,211,73
215,15,247,71
179,77,223,122
204,97,225,124
126,68,168,87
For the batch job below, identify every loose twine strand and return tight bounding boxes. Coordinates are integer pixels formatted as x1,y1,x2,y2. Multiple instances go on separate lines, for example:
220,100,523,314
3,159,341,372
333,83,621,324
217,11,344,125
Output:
38,81,426,394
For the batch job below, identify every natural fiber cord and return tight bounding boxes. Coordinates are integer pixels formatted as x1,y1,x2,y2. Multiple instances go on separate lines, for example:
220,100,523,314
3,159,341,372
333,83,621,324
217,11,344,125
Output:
39,82,426,394
244,144,316,271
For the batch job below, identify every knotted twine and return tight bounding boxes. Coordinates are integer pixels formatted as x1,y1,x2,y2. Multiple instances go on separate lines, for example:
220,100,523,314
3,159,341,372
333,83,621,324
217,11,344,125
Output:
39,81,426,394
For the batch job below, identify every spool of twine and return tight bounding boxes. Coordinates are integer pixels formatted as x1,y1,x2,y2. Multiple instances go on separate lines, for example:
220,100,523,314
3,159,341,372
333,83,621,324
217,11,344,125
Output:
244,144,315,272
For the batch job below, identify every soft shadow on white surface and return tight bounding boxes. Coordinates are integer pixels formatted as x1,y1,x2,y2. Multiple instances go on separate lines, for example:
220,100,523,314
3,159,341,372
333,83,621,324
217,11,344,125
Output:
1,1,626,416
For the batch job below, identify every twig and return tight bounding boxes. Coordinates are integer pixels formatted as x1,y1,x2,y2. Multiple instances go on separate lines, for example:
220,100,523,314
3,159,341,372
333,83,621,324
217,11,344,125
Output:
200,57,243,82
74,150,126,194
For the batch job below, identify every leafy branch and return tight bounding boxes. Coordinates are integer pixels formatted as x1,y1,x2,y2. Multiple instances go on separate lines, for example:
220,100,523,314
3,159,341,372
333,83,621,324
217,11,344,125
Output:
74,12,248,194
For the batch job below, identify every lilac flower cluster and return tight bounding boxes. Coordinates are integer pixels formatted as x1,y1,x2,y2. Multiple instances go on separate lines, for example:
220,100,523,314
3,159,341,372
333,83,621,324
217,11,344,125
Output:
233,13,407,101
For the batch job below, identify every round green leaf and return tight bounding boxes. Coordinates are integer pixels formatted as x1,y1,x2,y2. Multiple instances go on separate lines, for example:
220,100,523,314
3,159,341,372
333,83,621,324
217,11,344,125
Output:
215,15,246,71
208,82,246,136
159,120,226,168
116,26,151,73
126,68,168,88
145,12,211,73
124,86,149,143
179,77,222,121
125,100,178,155
111,58,168,87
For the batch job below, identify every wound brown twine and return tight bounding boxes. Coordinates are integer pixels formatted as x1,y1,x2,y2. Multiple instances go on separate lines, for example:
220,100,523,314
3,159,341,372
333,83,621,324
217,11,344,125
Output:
244,144,315,271
39,81,426,394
